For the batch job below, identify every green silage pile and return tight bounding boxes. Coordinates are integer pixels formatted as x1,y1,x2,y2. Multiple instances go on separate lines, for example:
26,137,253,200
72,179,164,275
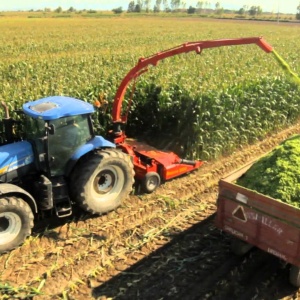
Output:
237,135,300,208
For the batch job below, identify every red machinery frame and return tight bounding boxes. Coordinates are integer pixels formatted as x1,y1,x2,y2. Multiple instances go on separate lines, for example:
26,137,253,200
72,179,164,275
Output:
108,37,273,192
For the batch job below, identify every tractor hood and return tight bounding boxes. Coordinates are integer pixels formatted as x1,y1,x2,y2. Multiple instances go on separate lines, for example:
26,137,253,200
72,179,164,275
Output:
22,96,95,120
0,141,34,176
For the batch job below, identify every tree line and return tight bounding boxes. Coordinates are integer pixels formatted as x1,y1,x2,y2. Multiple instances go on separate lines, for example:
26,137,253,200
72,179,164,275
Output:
31,1,300,20
111,0,300,19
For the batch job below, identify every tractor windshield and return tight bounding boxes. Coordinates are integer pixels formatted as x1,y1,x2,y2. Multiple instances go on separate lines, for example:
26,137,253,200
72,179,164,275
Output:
48,114,92,176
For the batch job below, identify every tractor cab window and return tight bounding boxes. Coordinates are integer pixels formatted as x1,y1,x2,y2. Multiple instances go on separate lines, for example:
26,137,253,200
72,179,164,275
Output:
48,114,92,176
24,116,45,140
24,116,47,170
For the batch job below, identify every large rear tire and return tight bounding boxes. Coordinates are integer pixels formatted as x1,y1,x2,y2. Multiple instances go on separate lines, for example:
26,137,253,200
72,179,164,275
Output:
0,196,34,254
70,149,134,214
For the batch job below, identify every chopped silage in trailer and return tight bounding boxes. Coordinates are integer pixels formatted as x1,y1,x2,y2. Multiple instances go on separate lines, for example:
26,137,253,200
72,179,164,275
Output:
237,135,300,208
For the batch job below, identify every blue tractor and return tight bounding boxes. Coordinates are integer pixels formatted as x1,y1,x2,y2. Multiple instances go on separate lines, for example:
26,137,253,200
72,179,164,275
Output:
0,96,134,253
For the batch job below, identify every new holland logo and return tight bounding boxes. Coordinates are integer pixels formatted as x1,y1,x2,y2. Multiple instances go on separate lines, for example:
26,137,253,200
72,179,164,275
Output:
232,205,247,222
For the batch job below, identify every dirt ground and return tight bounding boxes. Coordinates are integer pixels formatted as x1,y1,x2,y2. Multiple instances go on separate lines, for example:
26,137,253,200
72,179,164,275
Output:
2,123,300,299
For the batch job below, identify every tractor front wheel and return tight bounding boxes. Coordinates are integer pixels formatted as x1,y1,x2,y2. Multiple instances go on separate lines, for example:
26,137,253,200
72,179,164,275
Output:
71,149,134,214
0,196,34,254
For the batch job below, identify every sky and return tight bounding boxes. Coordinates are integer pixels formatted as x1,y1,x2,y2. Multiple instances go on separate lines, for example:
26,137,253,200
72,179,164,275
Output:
0,0,298,14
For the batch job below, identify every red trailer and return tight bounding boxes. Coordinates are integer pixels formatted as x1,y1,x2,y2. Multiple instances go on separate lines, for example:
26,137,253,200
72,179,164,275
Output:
215,159,300,287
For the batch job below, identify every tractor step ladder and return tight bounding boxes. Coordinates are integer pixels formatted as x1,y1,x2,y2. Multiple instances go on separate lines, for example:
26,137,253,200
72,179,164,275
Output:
54,199,72,218
52,178,73,218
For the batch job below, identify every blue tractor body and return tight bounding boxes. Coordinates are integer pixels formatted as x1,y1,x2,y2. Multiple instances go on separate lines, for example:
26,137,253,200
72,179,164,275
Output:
0,95,134,254
0,96,115,179
0,96,116,216
0,141,35,182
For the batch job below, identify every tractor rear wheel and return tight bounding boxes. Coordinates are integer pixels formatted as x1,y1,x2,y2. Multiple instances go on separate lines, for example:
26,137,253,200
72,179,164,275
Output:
0,196,34,254
70,149,134,214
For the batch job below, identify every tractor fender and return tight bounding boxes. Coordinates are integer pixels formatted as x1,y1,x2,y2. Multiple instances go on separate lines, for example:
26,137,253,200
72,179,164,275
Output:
65,136,115,176
0,183,38,213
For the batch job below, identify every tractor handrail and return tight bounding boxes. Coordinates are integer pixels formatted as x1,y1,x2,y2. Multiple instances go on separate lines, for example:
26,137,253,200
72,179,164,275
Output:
112,36,273,125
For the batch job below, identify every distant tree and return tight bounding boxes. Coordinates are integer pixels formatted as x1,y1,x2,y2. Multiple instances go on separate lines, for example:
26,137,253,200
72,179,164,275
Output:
297,2,300,20
172,0,181,11
54,6,62,13
156,0,162,10
128,1,135,12
196,1,204,9
248,6,256,15
257,6,262,15
187,6,196,14
249,5,262,16
237,7,245,15
44,7,51,12
67,6,76,12
196,1,204,13
135,3,142,12
205,1,211,10
144,0,152,12
112,6,123,13
203,1,211,13
163,0,170,11
137,0,144,10
215,2,223,14
154,0,162,12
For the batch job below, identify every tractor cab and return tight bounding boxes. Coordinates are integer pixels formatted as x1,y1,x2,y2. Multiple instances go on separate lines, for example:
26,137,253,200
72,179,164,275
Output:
23,96,95,177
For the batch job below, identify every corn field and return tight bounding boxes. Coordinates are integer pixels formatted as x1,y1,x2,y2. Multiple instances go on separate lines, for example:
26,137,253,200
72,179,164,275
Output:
0,16,299,161
1,14,300,300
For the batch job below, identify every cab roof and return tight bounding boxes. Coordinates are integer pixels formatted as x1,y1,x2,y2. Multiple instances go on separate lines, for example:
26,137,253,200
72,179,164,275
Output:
22,96,95,120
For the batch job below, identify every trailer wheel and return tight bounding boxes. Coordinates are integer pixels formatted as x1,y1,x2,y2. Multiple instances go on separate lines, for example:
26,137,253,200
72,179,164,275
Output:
0,196,34,254
289,265,300,287
230,238,253,256
141,172,161,193
70,149,134,214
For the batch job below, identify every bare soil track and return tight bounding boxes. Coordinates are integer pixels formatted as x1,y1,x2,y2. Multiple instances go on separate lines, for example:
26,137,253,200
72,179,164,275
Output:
2,124,300,300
